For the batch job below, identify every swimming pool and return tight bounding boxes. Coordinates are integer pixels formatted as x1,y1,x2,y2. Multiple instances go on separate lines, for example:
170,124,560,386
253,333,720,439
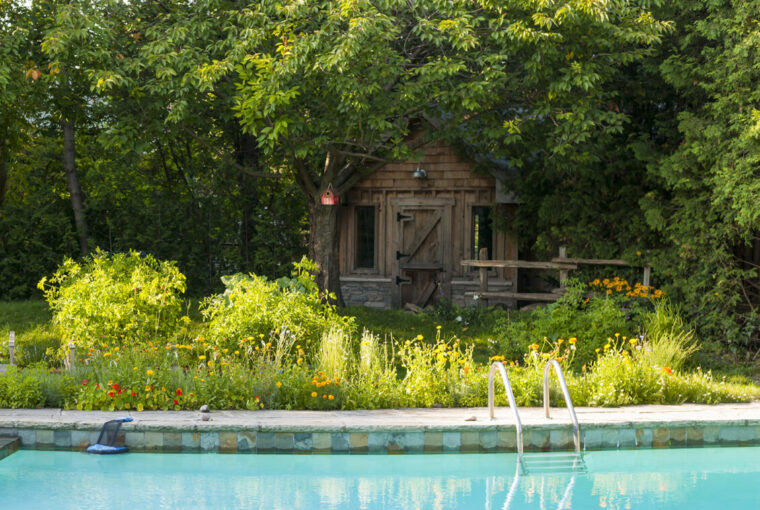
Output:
0,447,758,509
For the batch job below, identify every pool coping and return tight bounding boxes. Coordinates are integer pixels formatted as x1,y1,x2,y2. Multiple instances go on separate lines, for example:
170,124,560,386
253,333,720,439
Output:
1,403,759,454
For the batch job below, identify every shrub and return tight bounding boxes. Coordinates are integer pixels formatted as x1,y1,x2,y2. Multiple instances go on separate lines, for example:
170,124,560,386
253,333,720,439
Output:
495,280,642,369
38,249,186,351
201,258,354,351
0,367,44,408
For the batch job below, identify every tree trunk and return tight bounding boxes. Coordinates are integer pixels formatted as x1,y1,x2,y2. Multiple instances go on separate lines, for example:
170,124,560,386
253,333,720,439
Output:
309,198,344,306
0,137,7,210
62,119,89,254
234,132,259,270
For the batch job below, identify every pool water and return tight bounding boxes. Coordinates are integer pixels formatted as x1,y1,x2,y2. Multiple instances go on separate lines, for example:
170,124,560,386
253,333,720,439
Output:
0,447,758,509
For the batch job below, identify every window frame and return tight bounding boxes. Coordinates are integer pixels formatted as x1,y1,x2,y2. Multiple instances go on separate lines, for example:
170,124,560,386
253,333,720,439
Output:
351,203,379,274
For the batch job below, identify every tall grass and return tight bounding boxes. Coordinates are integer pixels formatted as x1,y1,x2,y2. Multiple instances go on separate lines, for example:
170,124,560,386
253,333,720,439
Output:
643,300,698,370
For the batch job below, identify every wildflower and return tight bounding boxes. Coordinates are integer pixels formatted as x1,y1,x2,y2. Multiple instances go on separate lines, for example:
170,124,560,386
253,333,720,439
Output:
234,350,239,355
173,399,179,405
417,334,424,341
223,348,228,353
276,381,282,388
529,343,539,351
436,325,442,330
328,395,334,400
569,337,577,345
557,338,564,344
662,366,672,375
176,389,182,396
322,394,327,399
297,358,303,365
629,338,637,346
130,391,137,397
198,355,206,361
146,369,154,376
81,379,88,385
259,334,265,339
604,344,610,350
311,392,317,398
108,391,115,398
104,352,112,357
145,385,151,391
595,348,600,353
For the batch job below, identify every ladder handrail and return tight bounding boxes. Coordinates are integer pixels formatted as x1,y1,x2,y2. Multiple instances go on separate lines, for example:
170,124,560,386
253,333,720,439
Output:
488,361,523,455
543,359,580,452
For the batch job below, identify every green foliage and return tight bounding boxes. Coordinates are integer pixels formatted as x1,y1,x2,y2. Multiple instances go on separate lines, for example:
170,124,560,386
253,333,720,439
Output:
642,300,699,370
0,367,44,408
38,250,187,350
201,258,355,350
12,326,61,367
494,280,645,369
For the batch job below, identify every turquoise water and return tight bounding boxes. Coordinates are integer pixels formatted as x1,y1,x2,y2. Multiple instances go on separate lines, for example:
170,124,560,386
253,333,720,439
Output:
0,447,759,509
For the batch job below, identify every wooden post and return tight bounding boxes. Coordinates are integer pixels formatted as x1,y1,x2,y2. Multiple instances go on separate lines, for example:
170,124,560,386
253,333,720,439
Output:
478,247,489,306
558,246,569,288
643,265,651,287
8,331,15,365
68,341,76,373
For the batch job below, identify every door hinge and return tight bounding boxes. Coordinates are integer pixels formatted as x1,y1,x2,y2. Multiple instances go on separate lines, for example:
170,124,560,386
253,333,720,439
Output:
395,276,411,285
396,250,410,260
396,212,412,222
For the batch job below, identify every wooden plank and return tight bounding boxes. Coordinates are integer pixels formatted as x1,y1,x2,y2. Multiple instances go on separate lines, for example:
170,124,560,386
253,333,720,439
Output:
400,263,444,270
478,247,489,307
461,260,578,270
402,210,441,260
415,280,437,308
643,265,651,287
464,291,562,302
558,246,568,288
551,257,631,266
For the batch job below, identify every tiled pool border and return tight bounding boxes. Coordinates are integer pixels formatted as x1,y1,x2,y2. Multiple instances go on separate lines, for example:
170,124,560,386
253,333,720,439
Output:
2,421,760,454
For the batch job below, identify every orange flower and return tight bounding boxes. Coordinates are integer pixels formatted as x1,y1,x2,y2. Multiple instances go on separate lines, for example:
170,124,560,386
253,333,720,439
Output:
662,366,672,375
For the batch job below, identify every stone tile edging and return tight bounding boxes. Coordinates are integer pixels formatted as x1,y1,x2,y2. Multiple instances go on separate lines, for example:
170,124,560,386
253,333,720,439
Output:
0,404,759,455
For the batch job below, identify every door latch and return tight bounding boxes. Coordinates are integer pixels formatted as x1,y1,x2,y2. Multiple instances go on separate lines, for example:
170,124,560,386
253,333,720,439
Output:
396,250,410,260
395,276,411,285
396,212,412,222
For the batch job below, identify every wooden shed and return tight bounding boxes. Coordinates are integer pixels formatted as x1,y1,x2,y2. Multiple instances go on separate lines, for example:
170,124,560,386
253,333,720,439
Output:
338,140,518,309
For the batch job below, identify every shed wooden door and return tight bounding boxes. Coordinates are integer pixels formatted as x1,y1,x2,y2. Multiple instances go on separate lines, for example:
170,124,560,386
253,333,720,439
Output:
391,197,454,308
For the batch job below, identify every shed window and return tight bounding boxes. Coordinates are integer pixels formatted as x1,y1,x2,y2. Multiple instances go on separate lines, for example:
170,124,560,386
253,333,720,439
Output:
355,206,376,269
472,206,492,260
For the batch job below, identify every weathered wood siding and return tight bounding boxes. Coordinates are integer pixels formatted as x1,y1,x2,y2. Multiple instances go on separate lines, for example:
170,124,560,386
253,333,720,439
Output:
339,140,517,308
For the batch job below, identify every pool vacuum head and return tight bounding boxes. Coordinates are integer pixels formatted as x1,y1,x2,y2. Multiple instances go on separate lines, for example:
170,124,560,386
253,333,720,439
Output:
86,417,133,454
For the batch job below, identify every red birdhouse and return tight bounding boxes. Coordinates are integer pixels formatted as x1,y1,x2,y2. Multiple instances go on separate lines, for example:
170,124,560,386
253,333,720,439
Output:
320,188,339,205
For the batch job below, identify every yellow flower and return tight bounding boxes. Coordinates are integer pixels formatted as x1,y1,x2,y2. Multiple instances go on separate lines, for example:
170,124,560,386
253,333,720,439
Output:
198,355,206,361
529,343,540,351
311,392,317,398
114,346,120,352
328,395,334,401
629,338,637,345
416,334,424,341
259,334,265,339
276,381,282,388
569,337,577,345
223,348,228,353
234,350,239,355
604,344,611,350
436,325,441,330
146,369,154,376
104,352,112,357
297,358,303,365
557,338,564,344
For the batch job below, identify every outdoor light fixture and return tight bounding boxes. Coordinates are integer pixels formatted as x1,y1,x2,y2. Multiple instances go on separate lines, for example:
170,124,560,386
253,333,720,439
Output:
412,166,428,179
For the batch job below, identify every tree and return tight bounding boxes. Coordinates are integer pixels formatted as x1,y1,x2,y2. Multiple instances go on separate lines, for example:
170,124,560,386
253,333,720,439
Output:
232,0,669,303
644,0,760,347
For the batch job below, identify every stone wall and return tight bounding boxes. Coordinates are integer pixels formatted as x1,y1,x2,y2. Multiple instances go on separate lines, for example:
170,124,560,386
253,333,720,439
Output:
340,277,394,309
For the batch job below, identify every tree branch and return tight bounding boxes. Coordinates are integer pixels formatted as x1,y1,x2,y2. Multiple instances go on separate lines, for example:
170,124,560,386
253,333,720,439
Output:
179,125,280,179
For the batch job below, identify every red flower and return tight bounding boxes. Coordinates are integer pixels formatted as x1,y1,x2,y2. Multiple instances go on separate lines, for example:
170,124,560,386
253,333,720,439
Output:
81,380,88,386
130,391,137,397
117,389,122,395
176,389,182,396
173,399,179,405
95,383,100,389
112,383,120,390
108,391,115,398
255,395,260,401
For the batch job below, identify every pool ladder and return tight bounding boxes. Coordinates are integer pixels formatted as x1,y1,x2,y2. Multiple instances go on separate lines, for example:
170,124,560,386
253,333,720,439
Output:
488,359,586,475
